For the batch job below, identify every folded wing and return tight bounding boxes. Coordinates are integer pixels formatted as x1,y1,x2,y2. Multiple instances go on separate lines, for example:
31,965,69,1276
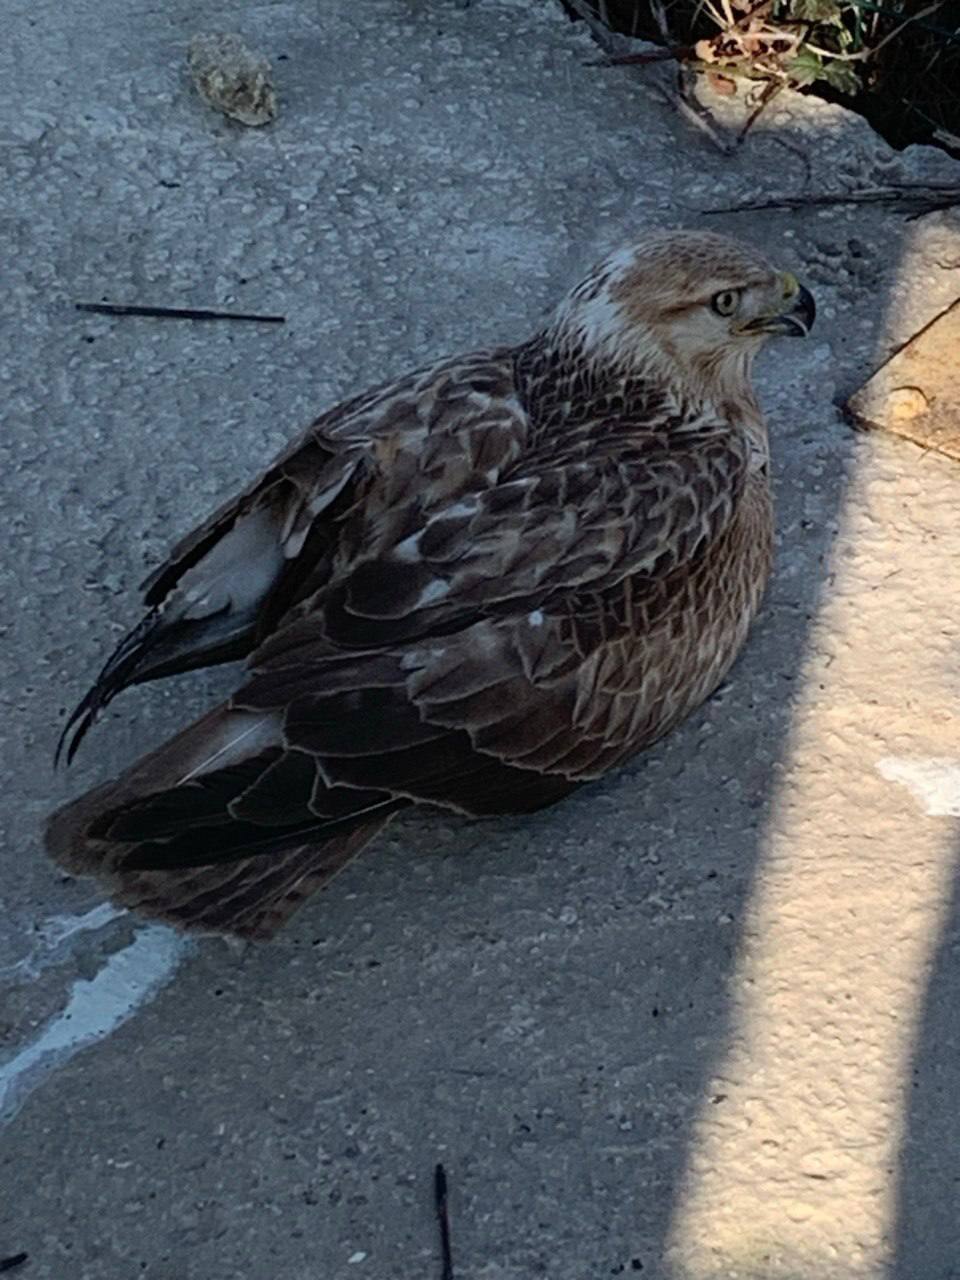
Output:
48,350,751,937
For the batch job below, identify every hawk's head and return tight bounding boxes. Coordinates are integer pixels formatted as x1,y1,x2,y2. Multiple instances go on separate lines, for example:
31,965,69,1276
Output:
555,229,815,398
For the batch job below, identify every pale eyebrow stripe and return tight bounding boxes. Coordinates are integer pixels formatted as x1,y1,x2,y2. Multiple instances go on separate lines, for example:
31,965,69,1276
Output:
660,275,775,315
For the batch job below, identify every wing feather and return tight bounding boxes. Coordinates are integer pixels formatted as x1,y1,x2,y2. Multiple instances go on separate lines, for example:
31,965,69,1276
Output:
313,425,749,649
211,420,755,826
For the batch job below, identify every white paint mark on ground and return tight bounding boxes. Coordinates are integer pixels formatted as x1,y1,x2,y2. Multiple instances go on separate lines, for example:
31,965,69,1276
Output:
877,756,960,817
1,902,126,980
0,926,189,1123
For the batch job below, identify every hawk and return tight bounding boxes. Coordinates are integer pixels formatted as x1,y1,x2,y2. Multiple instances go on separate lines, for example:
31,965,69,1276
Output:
47,230,815,939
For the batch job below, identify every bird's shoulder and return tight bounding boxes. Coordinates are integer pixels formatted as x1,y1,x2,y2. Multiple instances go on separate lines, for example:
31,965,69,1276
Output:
253,391,754,659
139,346,529,605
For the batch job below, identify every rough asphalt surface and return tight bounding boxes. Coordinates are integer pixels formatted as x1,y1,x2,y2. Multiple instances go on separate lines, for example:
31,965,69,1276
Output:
3,1,960,1277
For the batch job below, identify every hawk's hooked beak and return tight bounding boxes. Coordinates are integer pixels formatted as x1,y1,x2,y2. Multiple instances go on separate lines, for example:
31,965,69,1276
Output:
741,274,816,338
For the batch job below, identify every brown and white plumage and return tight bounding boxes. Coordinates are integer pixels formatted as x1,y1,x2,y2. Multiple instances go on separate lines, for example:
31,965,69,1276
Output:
46,230,814,939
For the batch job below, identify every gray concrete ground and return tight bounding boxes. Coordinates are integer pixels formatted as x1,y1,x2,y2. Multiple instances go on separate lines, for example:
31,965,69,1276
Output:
3,1,960,1276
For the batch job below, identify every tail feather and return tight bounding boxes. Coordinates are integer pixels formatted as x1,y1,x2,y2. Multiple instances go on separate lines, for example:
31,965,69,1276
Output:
73,826,388,940
56,606,256,767
91,752,286,843
56,610,163,767
45,703,400,938
119,797,403,871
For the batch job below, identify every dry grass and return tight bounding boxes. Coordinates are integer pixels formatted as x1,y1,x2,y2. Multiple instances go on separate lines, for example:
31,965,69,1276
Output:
566,0,960,149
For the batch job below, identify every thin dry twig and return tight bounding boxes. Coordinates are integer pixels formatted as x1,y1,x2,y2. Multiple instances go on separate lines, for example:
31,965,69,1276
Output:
704,183,960,219
562,0,625,52
649,0,671,42
658,64,738,154
736,76,784,140
435,1163,454,1280
767,131,814,185
590,46,693,67
75,302,286,323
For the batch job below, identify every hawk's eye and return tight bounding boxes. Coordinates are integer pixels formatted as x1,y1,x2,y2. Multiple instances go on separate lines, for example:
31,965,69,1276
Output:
711,289,741,317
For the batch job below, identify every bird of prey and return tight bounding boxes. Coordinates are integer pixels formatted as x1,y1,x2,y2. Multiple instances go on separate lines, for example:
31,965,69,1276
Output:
47,230,815,940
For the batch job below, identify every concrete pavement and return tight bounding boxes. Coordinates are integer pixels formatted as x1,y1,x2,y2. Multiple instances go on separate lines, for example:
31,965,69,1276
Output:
3,1,960,1275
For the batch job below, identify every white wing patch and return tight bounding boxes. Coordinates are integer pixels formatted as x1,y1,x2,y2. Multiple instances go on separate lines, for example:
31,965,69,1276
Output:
178,507,284,620
414,579,451,609
393,532,422,563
